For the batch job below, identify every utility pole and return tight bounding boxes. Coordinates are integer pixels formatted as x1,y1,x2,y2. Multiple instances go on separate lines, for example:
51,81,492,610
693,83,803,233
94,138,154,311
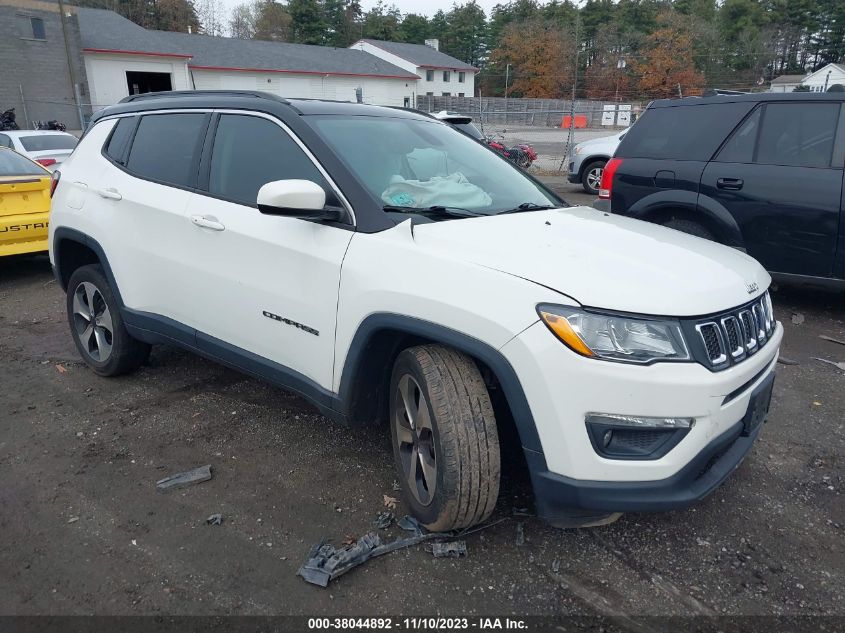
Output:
57,0,85,130
504,63,511,125
559,16,581,172
677,83,683,98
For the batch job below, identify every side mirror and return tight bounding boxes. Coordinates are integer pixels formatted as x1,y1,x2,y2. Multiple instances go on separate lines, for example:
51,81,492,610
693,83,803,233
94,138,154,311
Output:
257,179,344,221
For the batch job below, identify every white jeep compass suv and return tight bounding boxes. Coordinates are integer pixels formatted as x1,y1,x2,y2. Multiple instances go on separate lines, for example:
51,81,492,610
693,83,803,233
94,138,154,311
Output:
49,91,782,530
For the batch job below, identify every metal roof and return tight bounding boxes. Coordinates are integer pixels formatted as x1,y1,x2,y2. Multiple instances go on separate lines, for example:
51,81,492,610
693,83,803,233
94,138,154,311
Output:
769,74,806,84
77,9,419,80
353,39,476,71
650,92,845,108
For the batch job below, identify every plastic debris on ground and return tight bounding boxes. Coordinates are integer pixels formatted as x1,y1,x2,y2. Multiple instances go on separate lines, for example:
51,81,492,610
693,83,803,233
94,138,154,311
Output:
551,559,560,573
431,541,467,558
155,464,212,493
777,356,799,366
298,518,435,587
298,514,505,587
206,513,223,526
515,522,525,546
820,334,845,347
814,357,845,372
373,511,395,530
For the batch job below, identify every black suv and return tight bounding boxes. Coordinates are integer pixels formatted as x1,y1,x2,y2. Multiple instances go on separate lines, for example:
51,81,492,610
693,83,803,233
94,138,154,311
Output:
600,93,845,286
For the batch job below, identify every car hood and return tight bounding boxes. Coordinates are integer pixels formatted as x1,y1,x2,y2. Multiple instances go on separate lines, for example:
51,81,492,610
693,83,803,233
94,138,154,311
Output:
575,133,623,150
411,206,771,317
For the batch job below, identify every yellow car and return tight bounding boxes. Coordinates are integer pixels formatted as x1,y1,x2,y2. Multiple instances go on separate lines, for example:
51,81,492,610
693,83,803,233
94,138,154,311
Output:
0,147,52,257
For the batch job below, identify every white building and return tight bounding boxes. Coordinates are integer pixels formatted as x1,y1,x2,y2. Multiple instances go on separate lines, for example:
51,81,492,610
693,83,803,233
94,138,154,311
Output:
768,74,805,93
77,8,420,112
800,63,845,92
350,39,477,104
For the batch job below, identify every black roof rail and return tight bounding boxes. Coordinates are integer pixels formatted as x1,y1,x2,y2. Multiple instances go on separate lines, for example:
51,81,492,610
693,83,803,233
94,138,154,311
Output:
702,88,751,97
119,90,289,104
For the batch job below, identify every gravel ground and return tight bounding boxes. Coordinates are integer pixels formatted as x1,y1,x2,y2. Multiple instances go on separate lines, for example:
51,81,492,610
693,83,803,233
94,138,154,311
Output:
1,208,843,620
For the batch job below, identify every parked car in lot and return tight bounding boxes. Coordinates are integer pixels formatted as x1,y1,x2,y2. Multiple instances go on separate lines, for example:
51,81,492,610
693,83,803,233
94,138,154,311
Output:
599,93,845,286
432,111,538,168
0,130,78,171
50,91,781,530
568,129,626,195
0,148,53,257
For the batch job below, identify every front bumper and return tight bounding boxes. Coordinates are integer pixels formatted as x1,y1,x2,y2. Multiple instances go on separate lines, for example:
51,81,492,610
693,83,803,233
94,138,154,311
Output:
526,389,766,518
501,319,781,520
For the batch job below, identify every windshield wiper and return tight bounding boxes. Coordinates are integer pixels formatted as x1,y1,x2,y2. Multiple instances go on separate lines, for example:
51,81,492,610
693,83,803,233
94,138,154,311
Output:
383,205,487,218
497,202,557,215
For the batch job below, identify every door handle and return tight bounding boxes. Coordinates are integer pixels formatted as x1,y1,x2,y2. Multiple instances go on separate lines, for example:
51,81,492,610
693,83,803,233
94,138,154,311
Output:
716,178,744,191
190,215,225,231
97,187,122,200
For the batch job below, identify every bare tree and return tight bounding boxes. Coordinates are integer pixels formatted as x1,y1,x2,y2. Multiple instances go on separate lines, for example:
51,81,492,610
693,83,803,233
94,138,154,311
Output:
196,0,226,36
229,1,259,38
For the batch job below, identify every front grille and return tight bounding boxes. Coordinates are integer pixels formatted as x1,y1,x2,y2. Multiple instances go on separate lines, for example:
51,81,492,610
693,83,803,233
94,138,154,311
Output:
689,293,775,371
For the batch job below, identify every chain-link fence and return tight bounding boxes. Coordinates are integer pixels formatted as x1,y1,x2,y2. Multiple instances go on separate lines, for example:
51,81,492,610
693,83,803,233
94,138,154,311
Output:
415,95,646,129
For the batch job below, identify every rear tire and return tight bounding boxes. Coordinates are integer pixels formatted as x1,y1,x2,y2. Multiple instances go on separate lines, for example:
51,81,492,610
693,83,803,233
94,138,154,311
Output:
663,218,715,241
581,159,606,195
389,345,500,531
66,264,150,377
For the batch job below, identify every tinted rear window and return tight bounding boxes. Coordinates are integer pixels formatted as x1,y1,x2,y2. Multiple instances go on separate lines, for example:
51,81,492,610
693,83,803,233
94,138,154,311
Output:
616,102,753,161
104,117,135,164
19,134,78,152
755,102,840,168
126,114,206,188
0,149,47,176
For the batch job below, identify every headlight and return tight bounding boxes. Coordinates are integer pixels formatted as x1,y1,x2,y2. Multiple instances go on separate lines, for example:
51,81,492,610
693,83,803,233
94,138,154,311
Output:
537,304,690,364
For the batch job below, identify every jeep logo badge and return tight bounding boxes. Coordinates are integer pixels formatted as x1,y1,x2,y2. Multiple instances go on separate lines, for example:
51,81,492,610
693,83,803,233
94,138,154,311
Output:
746,282,759,294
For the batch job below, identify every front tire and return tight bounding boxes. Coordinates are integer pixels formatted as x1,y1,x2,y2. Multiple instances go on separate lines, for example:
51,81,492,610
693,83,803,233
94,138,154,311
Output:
390,345,500,531
581,159,606,195
66,264,150,376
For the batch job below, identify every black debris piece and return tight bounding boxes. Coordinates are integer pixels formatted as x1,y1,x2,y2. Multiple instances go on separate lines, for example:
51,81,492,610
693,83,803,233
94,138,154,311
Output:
512,507,531,517
820,334,845,347
298,514,506,587
431,541,467,558
206,513,223,526
156,464,212,493
814,357,845,371
777,357,799,366
397,514,427,537
373,511,395,530
298,528,439,587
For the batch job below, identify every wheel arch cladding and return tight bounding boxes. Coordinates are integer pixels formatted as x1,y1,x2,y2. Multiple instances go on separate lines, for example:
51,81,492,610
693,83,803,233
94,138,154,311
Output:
644,205,735,245
338,313,544,454
53,230,103,291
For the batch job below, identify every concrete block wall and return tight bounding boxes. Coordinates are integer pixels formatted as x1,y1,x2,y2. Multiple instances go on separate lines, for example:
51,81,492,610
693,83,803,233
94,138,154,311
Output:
0,1,89,129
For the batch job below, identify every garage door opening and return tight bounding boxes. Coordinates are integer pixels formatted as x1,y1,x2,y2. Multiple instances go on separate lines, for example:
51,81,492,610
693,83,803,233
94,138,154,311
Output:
126,71,172,95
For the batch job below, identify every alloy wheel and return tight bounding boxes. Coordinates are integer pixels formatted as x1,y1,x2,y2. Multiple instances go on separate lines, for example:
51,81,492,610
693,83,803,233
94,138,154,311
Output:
587,166,603,192
393,374,437,506
71,281,114,362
